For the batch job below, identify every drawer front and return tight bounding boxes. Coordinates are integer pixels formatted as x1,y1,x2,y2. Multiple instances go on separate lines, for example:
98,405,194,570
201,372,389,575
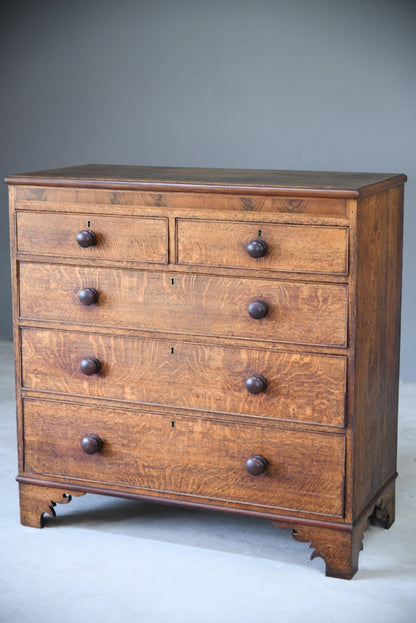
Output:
21,328,346,427
23,399,346,517
20,263,348,347
16,211,168,263
177,219,348,275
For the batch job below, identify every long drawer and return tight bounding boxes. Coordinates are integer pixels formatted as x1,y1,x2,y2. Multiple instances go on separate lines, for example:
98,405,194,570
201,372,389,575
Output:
21,328,346,426
16,211,168,264
22,398,346,517
177,219,348,275
19,262,348,347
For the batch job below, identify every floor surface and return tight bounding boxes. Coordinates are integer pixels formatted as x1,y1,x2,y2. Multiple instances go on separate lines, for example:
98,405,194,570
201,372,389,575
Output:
0,340,415,622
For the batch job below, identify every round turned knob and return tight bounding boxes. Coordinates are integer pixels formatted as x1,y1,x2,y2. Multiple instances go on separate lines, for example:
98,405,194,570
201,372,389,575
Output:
246,455,268,476
247,239,268,258
76,229,97,248
81,434,103,455
80,357,101,375
246,375,267,394
79,288,98,306
248,300,269,319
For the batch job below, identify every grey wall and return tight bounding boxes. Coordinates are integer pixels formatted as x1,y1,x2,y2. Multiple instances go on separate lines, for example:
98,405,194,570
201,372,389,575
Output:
1,0,415,379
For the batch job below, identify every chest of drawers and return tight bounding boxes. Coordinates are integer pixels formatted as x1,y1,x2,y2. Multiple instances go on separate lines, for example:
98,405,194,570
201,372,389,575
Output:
6,165,406,579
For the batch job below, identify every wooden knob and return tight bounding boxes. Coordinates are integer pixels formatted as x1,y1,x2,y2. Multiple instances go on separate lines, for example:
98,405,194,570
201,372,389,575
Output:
246,455,268,476
246,375,267,394
81,434,103,455
248,300,269,319
79,288,98,306
247,239,268,258
80,357,101,375
76,230,96,248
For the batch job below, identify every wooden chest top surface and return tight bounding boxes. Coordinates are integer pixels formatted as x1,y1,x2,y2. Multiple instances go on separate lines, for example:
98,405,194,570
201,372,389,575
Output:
5,164,406,197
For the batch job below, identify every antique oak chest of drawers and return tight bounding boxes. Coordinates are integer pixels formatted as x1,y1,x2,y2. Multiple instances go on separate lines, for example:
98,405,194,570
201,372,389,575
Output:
7,165,406,578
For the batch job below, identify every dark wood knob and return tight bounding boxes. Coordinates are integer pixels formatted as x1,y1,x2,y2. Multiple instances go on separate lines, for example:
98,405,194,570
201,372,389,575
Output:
76,230,96,248
246,455,268,476
248,300,269,319
79,288,98,306
81,434,103,455
80,357,101,375
246,375,267,394
247,239,268,258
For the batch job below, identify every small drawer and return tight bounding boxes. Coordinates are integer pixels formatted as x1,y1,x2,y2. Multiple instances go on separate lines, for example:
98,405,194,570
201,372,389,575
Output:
16,211,168,264
21,328,347,427
177,219,348,275
23,398,346,517
19,263,348,348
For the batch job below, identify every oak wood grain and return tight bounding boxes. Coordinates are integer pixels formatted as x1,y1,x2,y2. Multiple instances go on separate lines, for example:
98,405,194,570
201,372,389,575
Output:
6,164,406,198
15,188,349,219
22,398,345,517
19,262,348,347
352,185,403,515
279,511,369,580
18,482,85,528
177,219,348,275
8,164,405,577
16,211,168,263
8,186,25,475
21,328,346,426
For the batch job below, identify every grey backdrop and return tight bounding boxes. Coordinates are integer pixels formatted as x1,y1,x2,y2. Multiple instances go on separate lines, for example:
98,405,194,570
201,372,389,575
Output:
1,0,415,379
